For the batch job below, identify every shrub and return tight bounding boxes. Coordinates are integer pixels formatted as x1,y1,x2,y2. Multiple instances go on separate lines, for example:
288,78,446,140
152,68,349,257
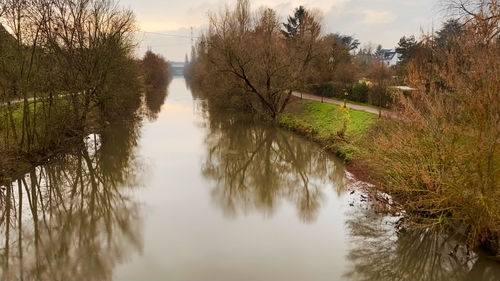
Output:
278,115,318,136
361,19,500,252
351,82,369,103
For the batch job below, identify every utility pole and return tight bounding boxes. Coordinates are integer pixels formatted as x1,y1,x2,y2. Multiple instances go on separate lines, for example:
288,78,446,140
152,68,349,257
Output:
190,27,194,49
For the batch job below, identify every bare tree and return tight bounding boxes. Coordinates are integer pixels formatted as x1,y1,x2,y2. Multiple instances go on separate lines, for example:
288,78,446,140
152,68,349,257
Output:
368,61,392,117
444,0,500,41
195,0,324,119
0,0,140,157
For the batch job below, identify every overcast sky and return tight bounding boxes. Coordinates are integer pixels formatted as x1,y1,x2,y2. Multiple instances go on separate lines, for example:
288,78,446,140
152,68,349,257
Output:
120,0,445,61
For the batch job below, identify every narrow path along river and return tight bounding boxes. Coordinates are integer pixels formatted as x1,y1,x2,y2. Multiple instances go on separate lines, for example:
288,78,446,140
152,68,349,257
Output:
1,77,499,281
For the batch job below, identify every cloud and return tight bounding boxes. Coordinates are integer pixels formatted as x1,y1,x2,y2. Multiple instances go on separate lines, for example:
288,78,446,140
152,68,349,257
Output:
140,22,190,32
126,0,442,60
361,9,396,24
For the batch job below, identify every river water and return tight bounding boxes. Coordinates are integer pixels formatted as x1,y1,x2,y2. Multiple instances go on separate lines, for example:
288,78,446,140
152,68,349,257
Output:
1,77,499,281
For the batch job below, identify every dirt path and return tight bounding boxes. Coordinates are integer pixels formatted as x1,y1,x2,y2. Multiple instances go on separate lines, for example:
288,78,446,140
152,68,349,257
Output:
292,91,397,119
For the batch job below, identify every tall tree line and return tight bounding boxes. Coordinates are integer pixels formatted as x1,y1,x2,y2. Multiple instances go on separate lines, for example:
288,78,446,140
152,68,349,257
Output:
188,0,362,119
0,0,139,157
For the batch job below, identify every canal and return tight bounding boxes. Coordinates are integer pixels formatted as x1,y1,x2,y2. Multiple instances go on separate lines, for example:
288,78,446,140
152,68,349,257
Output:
1,77,499,281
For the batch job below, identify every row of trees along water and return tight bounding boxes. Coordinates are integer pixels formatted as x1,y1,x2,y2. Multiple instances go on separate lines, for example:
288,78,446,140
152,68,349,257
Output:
0,41,169,280
186,0,500,255
0,0,170,177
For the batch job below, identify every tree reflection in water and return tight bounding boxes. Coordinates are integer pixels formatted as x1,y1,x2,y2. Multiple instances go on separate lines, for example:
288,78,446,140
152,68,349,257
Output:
201,113,347,223
0,120,143,281
144,85,169,121
344,200,500,281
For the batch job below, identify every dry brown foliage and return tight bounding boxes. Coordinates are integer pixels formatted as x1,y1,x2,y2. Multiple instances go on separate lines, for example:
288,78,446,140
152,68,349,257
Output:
191,0,326,119
363,1,500,252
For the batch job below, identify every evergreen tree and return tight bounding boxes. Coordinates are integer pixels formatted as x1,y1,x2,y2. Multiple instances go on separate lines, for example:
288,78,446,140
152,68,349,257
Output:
282,6,306,38
375,44,384,58
396,35,418,64
436,19,463,49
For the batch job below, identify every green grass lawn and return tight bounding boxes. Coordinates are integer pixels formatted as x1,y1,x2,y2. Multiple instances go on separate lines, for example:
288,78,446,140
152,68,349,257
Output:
7,101,37,126
279,100,378,161
2,97,72,138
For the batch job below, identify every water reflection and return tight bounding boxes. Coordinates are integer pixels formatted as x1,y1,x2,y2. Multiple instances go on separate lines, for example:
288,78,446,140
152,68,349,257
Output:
144,86,169,121
201,113,347,223
0,120,142,281
344,199,500,281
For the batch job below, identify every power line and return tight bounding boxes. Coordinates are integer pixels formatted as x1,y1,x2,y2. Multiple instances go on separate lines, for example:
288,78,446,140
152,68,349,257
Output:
138,42,191,47
191,27,194,48
139,30,201,39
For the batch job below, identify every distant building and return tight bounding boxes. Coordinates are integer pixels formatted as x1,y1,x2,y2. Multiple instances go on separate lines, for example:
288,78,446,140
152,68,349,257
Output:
379,49,401,67
168,62,185,76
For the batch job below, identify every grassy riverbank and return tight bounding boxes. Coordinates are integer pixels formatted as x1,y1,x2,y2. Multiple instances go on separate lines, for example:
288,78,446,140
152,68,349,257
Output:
279,98,377,162
279,97,500,255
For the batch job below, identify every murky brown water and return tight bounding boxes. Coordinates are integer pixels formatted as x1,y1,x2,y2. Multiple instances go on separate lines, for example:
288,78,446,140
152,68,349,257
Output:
1,77,499,281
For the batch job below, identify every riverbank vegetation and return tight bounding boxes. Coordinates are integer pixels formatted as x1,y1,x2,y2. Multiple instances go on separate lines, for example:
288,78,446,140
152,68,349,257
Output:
360,0,500,252
0,0,170,182
188,0,500,255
